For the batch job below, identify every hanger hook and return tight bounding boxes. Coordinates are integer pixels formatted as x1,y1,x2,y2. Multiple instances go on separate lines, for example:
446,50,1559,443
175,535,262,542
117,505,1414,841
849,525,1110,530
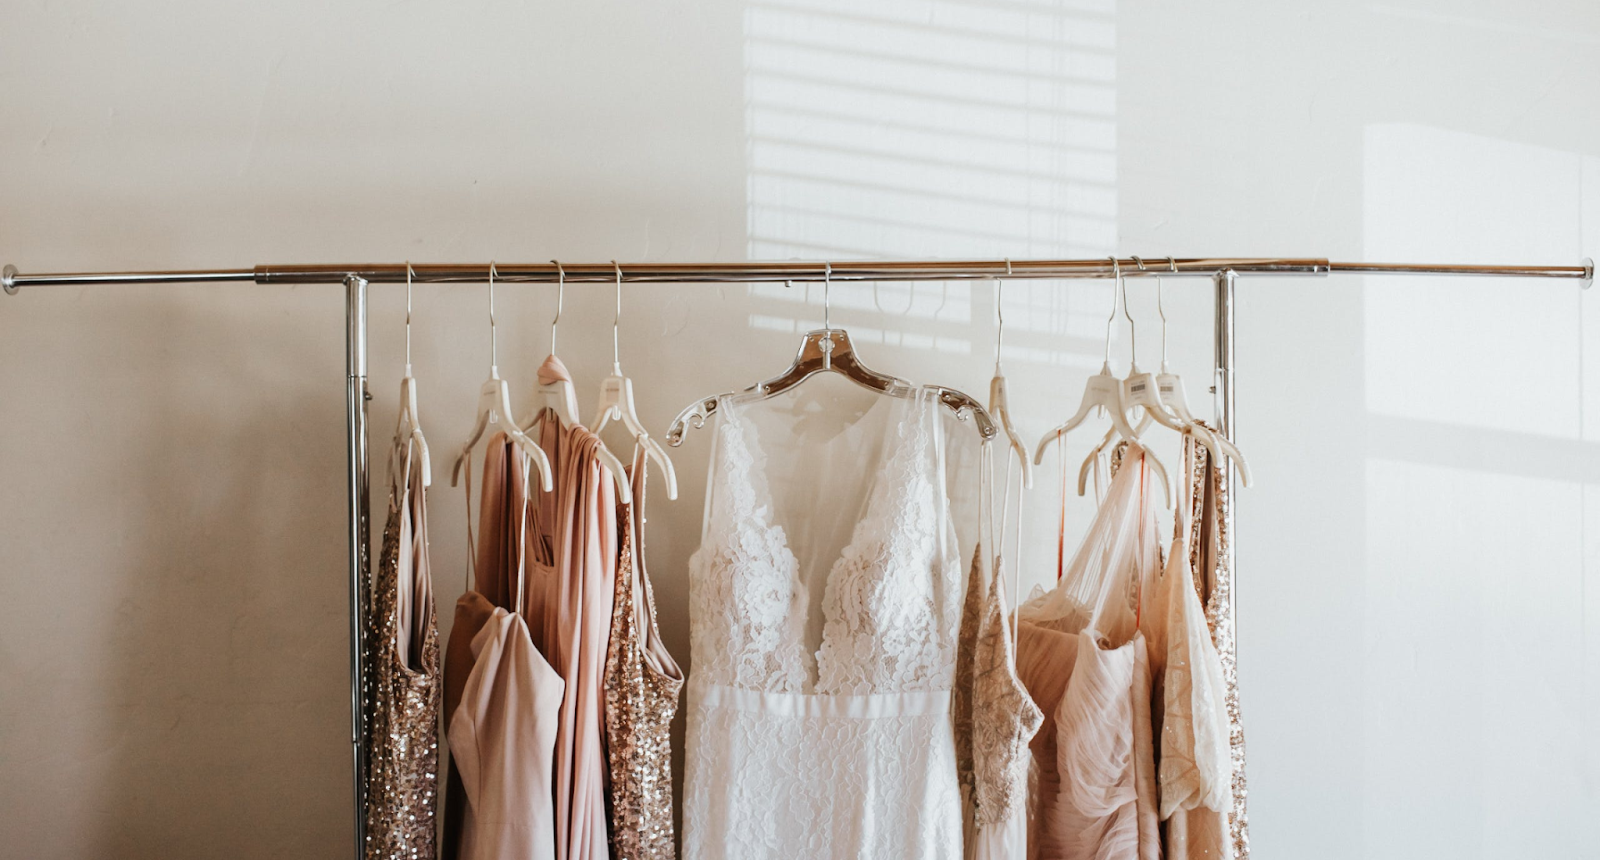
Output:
1102,256,1121,367
405,262,415,369
550,260,565,356
1159,256,1175,369
873,277,914,316
611,260,623,369
994,258,1012,370
1126,256,1144,368
488,261,499,370
823,261,832,330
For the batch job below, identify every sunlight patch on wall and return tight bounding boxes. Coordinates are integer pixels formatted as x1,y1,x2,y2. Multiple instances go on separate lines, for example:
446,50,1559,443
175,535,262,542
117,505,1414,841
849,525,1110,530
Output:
1360,123,1599,857
743,0,1118,361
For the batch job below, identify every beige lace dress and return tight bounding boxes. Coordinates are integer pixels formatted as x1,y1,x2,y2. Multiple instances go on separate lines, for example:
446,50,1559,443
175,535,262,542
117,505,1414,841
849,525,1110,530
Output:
955,544,1045,860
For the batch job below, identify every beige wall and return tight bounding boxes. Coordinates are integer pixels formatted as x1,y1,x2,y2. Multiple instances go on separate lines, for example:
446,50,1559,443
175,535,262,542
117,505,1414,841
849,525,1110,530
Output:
2,1,1597,858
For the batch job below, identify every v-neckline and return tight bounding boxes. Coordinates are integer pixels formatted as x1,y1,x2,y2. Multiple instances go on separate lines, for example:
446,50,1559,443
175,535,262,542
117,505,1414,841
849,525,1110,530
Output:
722,388,925,613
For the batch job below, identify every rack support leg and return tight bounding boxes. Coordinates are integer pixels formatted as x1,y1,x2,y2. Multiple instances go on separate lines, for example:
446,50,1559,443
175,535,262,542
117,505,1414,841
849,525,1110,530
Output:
345,275,370,859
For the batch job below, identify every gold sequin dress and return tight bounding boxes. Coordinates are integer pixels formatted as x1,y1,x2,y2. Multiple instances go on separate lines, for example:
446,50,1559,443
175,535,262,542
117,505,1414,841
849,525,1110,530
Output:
364,437,442,860
1181,428,1250,859
603,448,685,859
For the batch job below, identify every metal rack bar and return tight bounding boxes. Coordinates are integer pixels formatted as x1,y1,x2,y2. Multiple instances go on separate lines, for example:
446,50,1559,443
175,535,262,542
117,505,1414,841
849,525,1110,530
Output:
4,257,1593,289
4,254,1591,858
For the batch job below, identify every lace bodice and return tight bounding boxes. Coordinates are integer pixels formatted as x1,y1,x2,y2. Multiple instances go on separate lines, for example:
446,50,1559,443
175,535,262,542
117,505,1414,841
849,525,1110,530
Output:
683,386,972,859
687,388,963,696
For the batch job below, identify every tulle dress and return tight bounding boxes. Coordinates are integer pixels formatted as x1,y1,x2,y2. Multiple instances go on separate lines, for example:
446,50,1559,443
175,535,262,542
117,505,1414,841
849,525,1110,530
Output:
1016,442,1163,860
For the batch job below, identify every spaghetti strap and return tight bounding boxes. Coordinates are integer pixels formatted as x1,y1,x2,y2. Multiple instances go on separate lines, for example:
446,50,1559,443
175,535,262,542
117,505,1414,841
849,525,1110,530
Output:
461,446,475,593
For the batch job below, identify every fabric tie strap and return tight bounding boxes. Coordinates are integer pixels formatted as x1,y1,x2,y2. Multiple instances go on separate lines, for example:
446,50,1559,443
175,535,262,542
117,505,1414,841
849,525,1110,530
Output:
537,353,572,386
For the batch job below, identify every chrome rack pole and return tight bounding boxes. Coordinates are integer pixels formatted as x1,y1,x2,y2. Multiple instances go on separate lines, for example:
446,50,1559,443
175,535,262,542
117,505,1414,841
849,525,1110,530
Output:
1212,270,1237,612
1211,268,1246,851
344,275,370,859
2,257,1592,288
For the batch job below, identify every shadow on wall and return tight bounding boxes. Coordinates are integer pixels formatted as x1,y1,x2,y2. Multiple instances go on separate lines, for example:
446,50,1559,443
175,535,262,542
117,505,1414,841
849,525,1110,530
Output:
743,0,1120,366
85,290,349,857
1353,124,1599,858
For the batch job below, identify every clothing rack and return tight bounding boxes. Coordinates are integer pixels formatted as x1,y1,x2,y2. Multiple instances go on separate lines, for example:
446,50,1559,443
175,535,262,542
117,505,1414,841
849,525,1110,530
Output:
4,255,1593,858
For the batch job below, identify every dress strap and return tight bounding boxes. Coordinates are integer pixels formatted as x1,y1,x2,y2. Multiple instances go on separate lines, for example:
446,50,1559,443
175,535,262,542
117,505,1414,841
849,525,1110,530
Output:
461,446,476,593
628,442,651,627
513,445,530,617
698,396,728,547
931,390,950,566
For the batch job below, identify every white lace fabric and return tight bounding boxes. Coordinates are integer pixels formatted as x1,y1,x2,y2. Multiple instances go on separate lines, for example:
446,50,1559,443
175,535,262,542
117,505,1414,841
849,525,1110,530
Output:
684,384,974,859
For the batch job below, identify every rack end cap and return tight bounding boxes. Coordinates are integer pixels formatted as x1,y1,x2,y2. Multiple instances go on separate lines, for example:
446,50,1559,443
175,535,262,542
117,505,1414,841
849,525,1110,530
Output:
2,265,16,295
1582,257,1594,290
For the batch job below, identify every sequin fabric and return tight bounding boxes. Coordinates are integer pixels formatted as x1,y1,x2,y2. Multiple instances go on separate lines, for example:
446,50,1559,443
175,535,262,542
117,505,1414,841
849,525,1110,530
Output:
603,460,684,859
1183,428,1250,860
364,446,441,860
954,546,1044,827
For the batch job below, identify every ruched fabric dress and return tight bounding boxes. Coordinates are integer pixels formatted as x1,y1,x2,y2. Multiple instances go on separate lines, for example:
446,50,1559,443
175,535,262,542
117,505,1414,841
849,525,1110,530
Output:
443,433,564,860
449,605,566,860
1016,442,1163,860
523,402,619,860
682,385,979,860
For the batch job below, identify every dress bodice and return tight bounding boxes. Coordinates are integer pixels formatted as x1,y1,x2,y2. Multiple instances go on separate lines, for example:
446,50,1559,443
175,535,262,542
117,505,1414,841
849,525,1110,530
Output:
687,388,963,695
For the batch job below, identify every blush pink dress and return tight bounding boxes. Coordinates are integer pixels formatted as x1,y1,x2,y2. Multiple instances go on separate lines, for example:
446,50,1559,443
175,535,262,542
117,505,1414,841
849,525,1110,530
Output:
522,412,618,860
448,606,566,860
444,434,565,860
1017,443,1163,860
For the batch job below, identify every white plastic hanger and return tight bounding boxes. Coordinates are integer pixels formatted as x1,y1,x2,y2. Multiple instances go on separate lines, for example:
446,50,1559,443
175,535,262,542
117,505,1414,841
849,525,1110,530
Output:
591,261,678,500
1075,259,1197,501
396,263,432,488
451,263,555,493
1149,257,1252,487
1035,257,1170,503
520,260,633,505
989,260,1032,488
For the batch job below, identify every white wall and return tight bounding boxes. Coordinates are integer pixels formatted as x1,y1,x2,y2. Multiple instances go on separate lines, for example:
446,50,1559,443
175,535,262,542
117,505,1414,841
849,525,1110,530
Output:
1,1,1596,858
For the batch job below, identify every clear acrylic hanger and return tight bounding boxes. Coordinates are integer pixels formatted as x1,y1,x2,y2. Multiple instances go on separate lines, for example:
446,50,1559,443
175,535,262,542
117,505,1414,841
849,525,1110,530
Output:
519,260,633,504
450,262,554,492
666,261,997,446
396,262,432,488
591,261,678,500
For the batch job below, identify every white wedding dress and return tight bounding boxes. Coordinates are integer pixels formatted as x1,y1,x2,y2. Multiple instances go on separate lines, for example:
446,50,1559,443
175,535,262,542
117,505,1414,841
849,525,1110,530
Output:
682,381,978,859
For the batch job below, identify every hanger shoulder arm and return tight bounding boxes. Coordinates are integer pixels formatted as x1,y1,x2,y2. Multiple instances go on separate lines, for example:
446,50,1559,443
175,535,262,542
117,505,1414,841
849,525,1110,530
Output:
666,396,722,448
930,386,997,441
1203,425,1253,487
997,412,1033,489
505,427,555,493
1141,446,1173,509
644,434,679,500
593,442,634,506
1077,444,1098,496
411,428,433,489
